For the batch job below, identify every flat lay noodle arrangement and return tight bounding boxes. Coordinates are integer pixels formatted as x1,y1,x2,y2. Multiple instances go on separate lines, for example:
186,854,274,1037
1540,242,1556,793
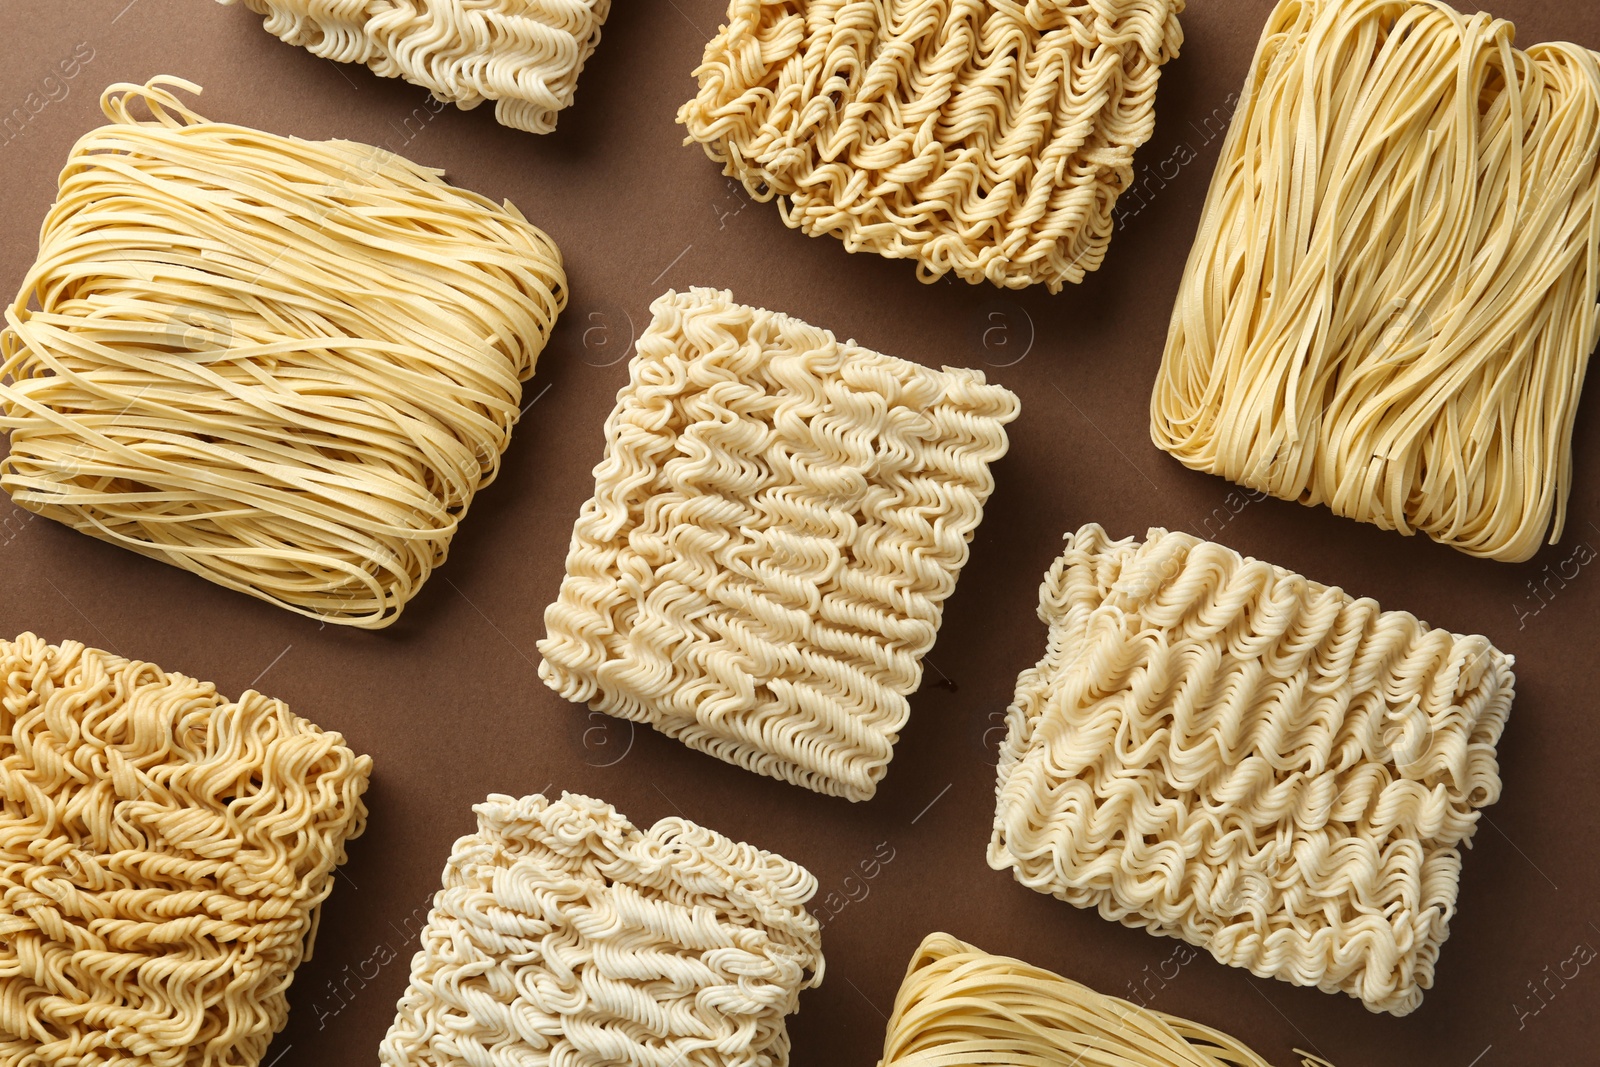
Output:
380,791,824,1067
1151,0,1600,563
0,77,567,628
3,0,1599,1062
0,633,371,1067
218,0,611,134
679,0,1186,291
538,288,1019,801
877,933,1333,1067
989,525,1516,1015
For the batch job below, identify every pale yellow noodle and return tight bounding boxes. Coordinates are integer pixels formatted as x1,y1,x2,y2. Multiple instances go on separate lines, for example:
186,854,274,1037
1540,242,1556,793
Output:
0,77,567,628
380,791,823,1067
879,933,1333,1067
537,287,1019,801
0,632,371,1067
218,0,611,134
678,0,1185,292
988,525,1515,1016
1150,0,1600,562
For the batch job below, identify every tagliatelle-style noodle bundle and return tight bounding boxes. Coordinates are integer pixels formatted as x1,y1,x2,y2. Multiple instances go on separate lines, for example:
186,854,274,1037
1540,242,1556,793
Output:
218,0,611,134
0,78,566,628
678,0,1185,292
878,933,1334,1067
0,632,371,1067
537,288,1019,801
379,791,824,1067
1150,0,1600,562
989,525,1515,1016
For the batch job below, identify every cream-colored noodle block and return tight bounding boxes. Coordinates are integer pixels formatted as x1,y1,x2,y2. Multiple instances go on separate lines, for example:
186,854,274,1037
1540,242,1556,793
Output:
879,933,1333,1067
0,78,566,628
537,288,1019,801
988,525,1515,1016
0,632,371,1067
220,0,611,134
1150,0,1600,562
678,0,1186,292
379,792,824,1067
218,0,385,64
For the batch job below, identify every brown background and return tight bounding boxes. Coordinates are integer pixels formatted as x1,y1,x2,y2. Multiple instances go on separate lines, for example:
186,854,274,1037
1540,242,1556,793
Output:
3,1,1598,1064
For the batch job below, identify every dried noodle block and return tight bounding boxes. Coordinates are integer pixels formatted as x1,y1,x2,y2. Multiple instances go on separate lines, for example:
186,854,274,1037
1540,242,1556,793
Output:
379,791,823,1067
538,288,1019,801
679,0,1186,291
988,525,1515,1015
1150,0,1600,562
878,933,1334,1067
218,0,611,134
0,632,371,1067
0,78,566,628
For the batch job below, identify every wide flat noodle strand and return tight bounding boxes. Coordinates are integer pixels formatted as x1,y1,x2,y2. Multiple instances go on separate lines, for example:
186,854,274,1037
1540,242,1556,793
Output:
0,78,566,627
0,632,371,1067
878,933,1333,1067
679,0,1185,291
1151,0,1600,562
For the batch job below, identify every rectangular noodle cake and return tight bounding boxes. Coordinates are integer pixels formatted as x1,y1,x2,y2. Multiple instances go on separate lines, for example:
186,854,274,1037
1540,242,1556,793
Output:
0,633,371,1067
678,0,1186,291
219,0,611,134
380,792,824,1067
1149,0,1600,562
988,526,1515,1015
0,78,567,628
538,287,1019,801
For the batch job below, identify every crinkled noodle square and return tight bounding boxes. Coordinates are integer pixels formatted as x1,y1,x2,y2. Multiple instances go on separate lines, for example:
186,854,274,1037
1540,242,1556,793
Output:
379,792,824,1067
679,0,1186,291
0,633,370,1067
537,288,1019,801
988,526,1515,1015
218,0,611,134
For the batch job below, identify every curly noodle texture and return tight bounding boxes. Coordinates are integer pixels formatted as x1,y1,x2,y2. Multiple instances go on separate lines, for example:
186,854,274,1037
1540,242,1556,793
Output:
987,525,1515,1016
537,288,1019,801
1150,0,1600,563
218,0,611,134
677,0,1185,291
0,78,567,628
0,632,371,1067
379,791,824,1067
878,933,1334,1067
